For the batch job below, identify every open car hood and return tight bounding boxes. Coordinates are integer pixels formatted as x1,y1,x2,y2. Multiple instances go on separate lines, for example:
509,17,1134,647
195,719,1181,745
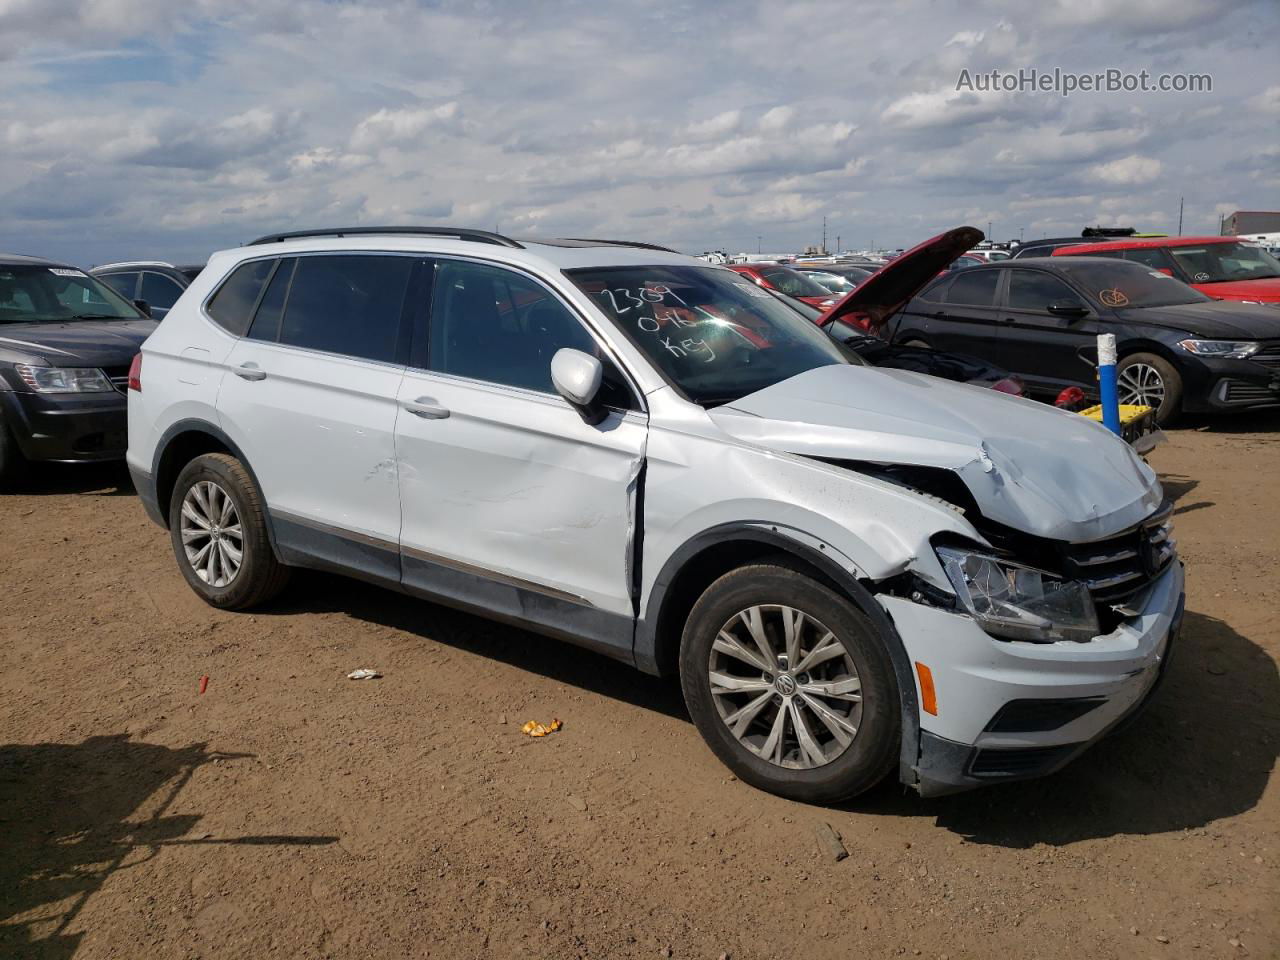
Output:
709,364,1162,542
818,226,984,333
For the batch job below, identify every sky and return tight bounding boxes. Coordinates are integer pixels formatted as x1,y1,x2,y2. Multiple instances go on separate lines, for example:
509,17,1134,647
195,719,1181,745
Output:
0,0,1276,266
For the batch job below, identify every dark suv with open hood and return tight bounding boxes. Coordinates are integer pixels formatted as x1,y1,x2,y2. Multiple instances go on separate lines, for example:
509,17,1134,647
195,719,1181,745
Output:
0,254,157,485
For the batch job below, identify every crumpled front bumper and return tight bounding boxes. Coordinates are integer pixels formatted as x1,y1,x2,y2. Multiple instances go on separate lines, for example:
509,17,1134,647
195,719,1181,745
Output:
880,560,1185,797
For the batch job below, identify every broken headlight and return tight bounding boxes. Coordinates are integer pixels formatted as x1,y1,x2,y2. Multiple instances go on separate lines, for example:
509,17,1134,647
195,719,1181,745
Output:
935,546,1099,643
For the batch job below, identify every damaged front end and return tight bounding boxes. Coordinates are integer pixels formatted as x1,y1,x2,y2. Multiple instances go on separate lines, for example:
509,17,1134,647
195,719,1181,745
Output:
705,362,1182,794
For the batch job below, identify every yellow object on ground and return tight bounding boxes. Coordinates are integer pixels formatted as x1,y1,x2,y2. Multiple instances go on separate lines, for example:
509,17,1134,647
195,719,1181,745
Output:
521,719,562,737
1079,404,1161,453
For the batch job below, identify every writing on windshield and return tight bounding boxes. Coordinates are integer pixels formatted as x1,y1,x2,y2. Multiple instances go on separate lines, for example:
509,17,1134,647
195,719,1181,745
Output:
567,265,853,406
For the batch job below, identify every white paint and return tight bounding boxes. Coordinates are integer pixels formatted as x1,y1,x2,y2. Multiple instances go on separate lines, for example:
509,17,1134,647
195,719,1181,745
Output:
1098,332,1118,367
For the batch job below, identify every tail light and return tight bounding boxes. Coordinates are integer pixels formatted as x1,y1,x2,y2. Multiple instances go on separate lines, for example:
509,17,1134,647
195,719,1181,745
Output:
127,353,142,392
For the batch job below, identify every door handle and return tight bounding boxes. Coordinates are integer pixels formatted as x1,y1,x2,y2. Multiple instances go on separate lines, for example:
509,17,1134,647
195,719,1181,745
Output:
403,396,450,419
234,362,266,381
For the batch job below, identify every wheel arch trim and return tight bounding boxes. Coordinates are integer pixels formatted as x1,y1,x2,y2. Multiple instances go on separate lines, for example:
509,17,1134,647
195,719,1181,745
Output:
151,418,281,557
635,521,922,787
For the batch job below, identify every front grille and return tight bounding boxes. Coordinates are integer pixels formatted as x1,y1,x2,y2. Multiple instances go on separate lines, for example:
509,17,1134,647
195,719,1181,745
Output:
102,365,130,393
1061,501,1176,611
1219,378,1280,404
968,743,1080,778
1251,342,1280,370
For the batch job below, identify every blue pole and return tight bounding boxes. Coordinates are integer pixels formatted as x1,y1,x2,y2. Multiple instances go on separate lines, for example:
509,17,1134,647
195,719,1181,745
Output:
1097,333,1121,434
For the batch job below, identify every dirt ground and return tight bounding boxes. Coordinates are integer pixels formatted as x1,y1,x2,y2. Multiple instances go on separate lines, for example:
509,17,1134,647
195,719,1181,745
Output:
2,414,1278,960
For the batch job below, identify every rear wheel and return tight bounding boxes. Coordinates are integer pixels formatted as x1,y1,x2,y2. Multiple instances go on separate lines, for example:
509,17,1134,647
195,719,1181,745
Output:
0,417,29,490
679,562,900,803
1116,352,1182,426
168,453,290,609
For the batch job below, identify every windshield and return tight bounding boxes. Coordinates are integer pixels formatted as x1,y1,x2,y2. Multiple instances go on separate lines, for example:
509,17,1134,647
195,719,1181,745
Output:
0,264,144,324
1167,241,1280,284
567,265,859,406
801,270,857,293
1051,259,1212,309
756,266,832,299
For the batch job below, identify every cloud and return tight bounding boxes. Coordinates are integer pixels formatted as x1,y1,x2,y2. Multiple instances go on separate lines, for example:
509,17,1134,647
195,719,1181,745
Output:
350,102,462,151
0,0,1275,260
1089,155,1164,185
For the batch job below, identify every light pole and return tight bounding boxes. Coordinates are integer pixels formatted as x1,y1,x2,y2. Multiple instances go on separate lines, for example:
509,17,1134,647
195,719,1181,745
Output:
987,220,992,239
757,235,762,254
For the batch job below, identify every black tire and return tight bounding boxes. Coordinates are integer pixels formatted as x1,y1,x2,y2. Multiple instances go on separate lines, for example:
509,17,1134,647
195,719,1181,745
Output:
679,562,901,803
1117,351,1183,426
0,417,30,491
168,453,290,609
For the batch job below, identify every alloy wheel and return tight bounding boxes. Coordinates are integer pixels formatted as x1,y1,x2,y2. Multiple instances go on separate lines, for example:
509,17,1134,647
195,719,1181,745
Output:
180,480,244,588
1117,362,1165,407
708,604,862,769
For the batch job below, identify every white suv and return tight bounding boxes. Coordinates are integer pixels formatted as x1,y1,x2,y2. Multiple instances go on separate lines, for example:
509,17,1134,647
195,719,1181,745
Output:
127,227,1184,801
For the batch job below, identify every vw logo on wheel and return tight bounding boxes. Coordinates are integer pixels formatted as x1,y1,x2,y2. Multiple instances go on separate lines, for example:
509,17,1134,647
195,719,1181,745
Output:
775,674,797,696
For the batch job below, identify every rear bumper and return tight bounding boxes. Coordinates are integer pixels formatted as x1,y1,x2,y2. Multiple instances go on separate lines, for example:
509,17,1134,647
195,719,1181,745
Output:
0,389,129,462
129,465,166,527
882,560,1185,797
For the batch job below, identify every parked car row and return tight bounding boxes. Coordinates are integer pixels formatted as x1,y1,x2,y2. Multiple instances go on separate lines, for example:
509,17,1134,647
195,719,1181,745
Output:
0,255,156,484
0,222,1249,807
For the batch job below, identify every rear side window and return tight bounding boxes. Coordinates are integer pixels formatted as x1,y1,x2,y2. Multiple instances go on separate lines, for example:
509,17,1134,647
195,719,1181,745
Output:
140,272,184,310
207,259,275,335
1007,270,1079,311
277,255,412,363
246,259,295,342
100,272,139,298
945,270,999,306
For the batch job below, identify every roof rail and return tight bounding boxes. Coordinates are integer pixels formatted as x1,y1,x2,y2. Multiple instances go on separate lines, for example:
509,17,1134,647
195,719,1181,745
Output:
247,226,524,248
92,260,177,270
560,237,681,254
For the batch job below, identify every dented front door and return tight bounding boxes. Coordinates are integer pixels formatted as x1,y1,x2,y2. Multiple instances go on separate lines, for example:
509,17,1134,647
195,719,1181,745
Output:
394,373,646,650
393,257,647,656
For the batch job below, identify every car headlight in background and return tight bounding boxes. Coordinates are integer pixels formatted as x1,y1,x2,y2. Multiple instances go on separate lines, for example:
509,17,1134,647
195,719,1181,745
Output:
1176,339,1261,358
935,546,1100,643
14,363,114,393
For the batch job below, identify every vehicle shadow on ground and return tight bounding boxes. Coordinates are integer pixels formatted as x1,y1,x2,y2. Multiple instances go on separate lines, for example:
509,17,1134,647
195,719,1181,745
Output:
273,578,1275,846
1157,473,1213,516
856,609,1279,846
270,572,691,721
5,462,134,497
0,735,338,960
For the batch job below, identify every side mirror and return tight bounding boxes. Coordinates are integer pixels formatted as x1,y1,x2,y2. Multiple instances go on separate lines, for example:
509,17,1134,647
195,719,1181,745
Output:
1046,298,1089,319
133,299,153,318
551,348,606,425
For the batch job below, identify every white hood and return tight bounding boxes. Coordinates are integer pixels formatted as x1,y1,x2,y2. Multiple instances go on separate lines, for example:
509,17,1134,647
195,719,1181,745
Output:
709,364,1163,542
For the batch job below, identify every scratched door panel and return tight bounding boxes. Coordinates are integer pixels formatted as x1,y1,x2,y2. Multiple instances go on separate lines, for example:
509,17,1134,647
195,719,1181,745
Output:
217,340,406,544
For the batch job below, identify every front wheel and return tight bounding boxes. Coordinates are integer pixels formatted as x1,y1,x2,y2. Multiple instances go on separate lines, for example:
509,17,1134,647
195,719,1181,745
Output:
168,453,290,609
1116,352,1182,426
679,562,901,803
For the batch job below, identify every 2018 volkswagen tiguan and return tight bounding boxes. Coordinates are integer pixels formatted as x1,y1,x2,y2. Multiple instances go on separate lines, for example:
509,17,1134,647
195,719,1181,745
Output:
127,226,1183,801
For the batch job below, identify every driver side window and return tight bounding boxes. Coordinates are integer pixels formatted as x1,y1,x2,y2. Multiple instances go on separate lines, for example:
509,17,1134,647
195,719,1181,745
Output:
427,260,635,409
1007,270,1079,312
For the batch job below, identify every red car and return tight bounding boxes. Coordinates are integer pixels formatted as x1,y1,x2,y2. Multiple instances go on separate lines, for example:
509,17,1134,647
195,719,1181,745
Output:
727,263,838,309
1055,236,1280,304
